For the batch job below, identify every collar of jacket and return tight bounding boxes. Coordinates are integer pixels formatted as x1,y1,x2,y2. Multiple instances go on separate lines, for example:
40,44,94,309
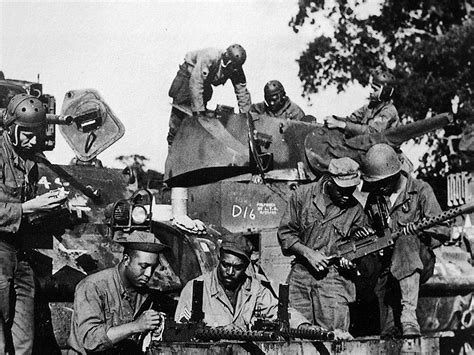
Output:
209,267,252,298
1,131,32,172
390,172,418,213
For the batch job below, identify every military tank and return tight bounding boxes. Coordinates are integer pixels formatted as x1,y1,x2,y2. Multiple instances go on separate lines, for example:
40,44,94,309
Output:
161,104,474,351
0,73,223,353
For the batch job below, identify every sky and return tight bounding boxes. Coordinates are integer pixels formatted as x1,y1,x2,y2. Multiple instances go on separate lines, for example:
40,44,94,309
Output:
1,0,384,172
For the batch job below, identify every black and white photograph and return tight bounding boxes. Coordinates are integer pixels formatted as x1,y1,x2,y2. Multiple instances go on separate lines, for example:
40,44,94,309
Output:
0,0,473,354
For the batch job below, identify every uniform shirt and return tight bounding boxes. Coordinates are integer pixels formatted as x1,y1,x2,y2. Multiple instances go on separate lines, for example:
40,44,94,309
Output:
278,178,367,258
343,101,400,137
366,174,450,280
68,266,149,354
249,98,305,121
0,131,38,241
174,268,307,329
184,48,251,113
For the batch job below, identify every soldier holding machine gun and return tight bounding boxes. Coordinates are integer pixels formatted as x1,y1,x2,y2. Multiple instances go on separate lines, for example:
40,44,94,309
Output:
359,143,450,338
175,232,318,333
277,157,368,339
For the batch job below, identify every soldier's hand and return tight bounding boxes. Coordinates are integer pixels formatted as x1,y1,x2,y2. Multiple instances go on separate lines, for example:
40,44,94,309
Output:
338,257,355,270
134,310,165,333
352,226,375,240
22,190,68,214
324,115,346,129
402,222,417,236
305,249,329,272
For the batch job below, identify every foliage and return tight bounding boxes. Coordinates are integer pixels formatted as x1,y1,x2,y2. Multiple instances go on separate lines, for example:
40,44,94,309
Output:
290,0,473,189
116,154,163,189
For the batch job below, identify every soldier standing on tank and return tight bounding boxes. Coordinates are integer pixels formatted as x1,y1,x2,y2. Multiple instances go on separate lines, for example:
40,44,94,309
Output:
249,80,305,120
360,144,449,338
167,44,251,146
324,69,400,136
0,94,68,355
277,158,367,339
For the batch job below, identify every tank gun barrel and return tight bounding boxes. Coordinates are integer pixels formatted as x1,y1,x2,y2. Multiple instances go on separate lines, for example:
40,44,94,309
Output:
46,114,73,125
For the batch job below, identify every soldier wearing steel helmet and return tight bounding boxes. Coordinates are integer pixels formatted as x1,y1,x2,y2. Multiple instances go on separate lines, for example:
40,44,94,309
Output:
324,69,401,136
167,44,252,145
0,94,68,354
360,144,449,338
249,80,305,120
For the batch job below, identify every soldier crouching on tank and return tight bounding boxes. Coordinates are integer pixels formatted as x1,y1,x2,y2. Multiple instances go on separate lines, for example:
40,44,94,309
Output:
323,69,400,136
360,144,449,338
167,44,251,146
175,232,318,333
277,158,368,340
68,231,169,354
0,94,68,355
249,80,305,120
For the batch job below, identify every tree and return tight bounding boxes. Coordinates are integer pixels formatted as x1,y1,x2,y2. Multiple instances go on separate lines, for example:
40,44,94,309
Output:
290,0,473,202
116,154,163,189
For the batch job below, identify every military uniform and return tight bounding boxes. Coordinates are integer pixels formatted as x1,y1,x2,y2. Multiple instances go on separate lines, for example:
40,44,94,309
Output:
278,177,367,331
249,98,305,121
68,265,150,354
365,174,449,335
0,131,38,355
343,101,400,137
175,268,307,329
167,48,252,145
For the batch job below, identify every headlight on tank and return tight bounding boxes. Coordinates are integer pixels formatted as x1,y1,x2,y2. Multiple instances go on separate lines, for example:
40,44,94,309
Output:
131,205,148,224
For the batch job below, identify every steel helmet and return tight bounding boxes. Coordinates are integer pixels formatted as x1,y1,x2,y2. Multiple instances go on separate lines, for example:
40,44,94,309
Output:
361,143,402,182
264,80,285,97
3,93,46,129
225,44,247,67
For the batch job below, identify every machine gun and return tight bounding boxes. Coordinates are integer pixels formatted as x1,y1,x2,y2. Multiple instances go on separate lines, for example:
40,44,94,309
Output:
252,284,335,341
334,200,474,262
160,280,277,342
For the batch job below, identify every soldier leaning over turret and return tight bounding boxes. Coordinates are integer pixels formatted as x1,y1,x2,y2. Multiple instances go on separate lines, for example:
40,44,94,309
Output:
323,69,400,136
167,44,251,146
249,80,305,120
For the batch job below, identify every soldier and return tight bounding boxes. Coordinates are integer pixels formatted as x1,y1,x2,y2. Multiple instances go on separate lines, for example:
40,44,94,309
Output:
249,80,305,120
175,232,315,331
68,231,169,354
360,144,449,337
277,158,367,338
0,94,68,355
167,44,251,145
324,69,400,137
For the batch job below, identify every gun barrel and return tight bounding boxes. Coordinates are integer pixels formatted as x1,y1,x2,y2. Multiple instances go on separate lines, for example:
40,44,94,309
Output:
282,328,335,341
195,328,278,342
46,114,73,125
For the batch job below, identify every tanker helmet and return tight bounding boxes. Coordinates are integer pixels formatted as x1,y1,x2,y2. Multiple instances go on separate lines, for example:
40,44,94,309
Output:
223,44,247,68
3,93,46,129
264,80,285,98
370,69,396,102
264,80,287,114
361,143,402,182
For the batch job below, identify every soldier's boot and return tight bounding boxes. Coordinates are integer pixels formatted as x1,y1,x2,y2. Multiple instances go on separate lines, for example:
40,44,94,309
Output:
400,272,421,338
